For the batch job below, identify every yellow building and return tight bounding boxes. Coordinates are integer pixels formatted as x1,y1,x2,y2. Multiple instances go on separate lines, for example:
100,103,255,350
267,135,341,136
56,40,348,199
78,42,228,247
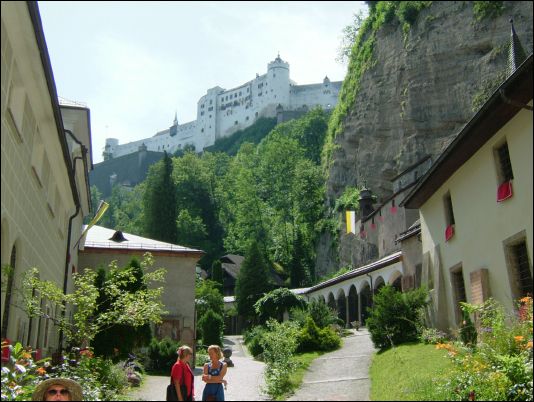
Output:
1,2,92,354
403,54,533,330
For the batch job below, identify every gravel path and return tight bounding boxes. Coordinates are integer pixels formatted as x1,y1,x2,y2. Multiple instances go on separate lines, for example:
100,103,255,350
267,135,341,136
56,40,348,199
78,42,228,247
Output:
127,335,267,401
288,328,376,401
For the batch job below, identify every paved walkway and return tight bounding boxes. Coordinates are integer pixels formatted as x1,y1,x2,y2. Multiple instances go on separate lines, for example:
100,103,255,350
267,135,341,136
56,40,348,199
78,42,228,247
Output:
288,328,376,401
127,335,267,401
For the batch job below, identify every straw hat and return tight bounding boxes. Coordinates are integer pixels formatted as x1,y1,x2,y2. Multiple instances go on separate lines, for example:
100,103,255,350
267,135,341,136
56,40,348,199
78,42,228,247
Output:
32,378,83,401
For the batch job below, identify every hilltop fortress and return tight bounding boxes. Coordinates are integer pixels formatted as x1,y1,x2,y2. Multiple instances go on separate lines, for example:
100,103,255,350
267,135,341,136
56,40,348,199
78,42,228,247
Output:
103,55,342,159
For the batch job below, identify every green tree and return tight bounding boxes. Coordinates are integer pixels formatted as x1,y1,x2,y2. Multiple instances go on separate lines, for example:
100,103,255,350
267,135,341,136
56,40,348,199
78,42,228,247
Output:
143,151,177,243
176,209,208,247
289,229,311,288
198,309,224,346
210,260,224,289
21,252,167,347
254,288,306,323
92,258,152,358
235,241,273,325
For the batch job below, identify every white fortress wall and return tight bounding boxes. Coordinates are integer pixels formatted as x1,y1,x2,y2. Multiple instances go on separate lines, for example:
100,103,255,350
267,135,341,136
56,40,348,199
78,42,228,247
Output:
289,81,342,111
104,56,342,159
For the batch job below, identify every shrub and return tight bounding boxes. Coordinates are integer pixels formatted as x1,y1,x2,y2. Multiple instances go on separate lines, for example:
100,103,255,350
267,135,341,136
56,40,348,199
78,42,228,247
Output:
243,325,267,357
459,308,477,347
307,299,343,328
297,317,341,353
254,288,306,323
195,347,210,367
198,309,224,346
147,337,181,372
259,320,300,399
365,285,428,349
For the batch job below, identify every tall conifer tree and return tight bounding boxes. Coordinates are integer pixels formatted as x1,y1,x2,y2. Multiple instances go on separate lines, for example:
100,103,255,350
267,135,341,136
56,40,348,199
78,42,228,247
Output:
235,241,272,325
143,151,177,243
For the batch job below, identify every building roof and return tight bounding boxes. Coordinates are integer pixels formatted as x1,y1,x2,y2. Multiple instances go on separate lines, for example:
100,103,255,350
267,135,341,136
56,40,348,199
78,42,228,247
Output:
306,251,403,293
402,54,533,209
220,254,245,265
223,287,310,303
221,262,240,279
80,225,204,256
395,220,421,243
219,254,285,285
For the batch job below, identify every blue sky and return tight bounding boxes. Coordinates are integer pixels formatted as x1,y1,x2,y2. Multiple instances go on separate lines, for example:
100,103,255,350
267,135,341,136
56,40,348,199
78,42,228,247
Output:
38,1,367,163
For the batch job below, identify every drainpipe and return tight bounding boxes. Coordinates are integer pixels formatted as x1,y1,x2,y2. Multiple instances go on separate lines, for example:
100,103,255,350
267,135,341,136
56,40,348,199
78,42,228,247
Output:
58,130,89,351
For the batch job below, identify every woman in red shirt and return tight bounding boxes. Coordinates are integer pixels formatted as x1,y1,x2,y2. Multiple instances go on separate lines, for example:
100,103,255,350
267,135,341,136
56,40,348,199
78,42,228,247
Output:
171,346,195,401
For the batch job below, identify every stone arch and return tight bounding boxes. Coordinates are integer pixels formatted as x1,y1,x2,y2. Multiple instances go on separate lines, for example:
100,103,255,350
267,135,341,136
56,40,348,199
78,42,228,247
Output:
327,292,336,311
337,289,347,326
389,270,403,292
348,285,358,324
374,275,385,292
318,294,326,304
359,281,373,326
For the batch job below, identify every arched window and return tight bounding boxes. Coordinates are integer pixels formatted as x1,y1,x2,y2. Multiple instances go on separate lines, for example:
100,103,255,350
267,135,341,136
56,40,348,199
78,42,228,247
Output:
1,245,17,338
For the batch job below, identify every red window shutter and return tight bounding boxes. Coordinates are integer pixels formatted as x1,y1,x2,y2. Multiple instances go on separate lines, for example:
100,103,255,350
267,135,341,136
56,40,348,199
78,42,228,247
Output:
497,181,513,202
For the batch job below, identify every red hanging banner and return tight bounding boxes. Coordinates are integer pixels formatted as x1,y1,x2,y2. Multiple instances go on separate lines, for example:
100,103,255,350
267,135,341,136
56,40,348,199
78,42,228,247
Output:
497,181,513,202
445,225,455,242
390,199,397,214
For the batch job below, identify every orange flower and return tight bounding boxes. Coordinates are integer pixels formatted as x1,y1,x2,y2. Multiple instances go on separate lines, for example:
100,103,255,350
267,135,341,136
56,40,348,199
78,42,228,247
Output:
36,367,47,376
514,335,524,342
520,296,532,304
21,352,31,360
526,341,533,349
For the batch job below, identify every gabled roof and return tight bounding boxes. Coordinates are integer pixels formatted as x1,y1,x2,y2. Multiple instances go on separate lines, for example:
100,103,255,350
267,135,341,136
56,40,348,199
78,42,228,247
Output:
220,254,245,266
402,54,533,209
80,225,204,257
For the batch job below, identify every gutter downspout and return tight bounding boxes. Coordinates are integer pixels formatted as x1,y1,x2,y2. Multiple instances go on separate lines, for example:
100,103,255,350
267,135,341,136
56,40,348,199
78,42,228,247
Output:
58,130,89,351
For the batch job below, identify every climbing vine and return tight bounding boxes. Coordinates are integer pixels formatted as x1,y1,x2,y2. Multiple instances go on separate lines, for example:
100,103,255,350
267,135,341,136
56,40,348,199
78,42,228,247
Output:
322,1,432,175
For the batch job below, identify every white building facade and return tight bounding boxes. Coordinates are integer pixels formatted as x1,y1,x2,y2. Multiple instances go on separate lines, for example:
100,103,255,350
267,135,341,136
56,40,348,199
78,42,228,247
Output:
104,55,342,159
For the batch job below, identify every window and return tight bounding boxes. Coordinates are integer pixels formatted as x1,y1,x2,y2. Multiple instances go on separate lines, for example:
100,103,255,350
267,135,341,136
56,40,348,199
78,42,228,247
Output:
239,91,242,96
506,239,533,298
234,120,238,125
444,192,455,241
200,111,204,116
495,142,514,183
41,155,51,190
209,100,213,105
258,92,262,97
201,129,204,133
247,88,249,93
208,106,213,111
451,265,467,324
31,130,45,186
246,116,249,121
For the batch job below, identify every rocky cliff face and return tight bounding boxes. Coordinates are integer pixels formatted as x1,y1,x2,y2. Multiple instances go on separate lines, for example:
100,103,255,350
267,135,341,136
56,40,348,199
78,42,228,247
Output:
316,1,533,276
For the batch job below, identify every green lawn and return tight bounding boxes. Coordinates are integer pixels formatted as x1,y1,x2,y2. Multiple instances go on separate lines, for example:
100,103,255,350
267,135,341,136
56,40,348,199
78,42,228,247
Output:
276,351,325,401
370,343,453,401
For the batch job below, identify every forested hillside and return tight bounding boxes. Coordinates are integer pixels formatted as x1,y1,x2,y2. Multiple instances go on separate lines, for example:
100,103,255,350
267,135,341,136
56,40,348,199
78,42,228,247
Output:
89,108,330,285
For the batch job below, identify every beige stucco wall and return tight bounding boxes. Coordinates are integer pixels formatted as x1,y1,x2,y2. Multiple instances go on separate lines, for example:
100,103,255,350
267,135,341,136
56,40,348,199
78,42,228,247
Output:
1,3,87,354
420,105,533,330
78,250,199,347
